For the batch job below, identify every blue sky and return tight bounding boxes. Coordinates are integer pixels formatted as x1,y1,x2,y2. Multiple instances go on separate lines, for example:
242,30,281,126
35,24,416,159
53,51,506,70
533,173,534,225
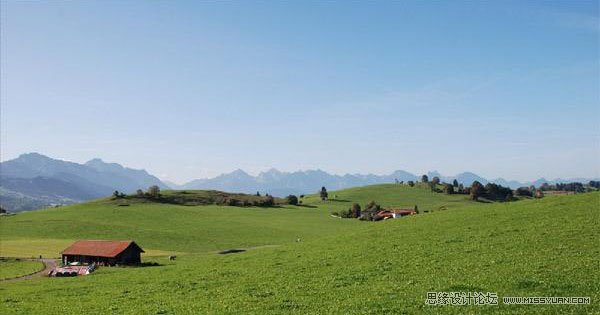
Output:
1,0,598,183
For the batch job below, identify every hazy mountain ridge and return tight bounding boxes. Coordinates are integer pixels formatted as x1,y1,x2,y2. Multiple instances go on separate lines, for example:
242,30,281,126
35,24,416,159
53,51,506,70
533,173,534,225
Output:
0,153,168,211
2,153,596,212
174,168,598,197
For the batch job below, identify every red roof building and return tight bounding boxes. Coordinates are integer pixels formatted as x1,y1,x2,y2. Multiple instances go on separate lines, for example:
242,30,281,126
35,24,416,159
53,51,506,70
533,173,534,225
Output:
61,240,144,265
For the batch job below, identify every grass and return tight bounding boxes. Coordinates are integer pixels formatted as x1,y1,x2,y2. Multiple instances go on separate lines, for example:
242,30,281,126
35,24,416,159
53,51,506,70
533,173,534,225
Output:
0,184,598,314
303,183,473,213
0,259,43,281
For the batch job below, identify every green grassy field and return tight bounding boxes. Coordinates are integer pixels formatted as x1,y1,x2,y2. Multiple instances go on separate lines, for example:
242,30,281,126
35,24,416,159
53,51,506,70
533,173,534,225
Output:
0,259,43,281
0,184,598,314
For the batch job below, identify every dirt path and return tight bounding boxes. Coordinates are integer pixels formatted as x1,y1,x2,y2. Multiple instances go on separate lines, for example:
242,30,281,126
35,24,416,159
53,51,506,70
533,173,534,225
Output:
1,259,57,283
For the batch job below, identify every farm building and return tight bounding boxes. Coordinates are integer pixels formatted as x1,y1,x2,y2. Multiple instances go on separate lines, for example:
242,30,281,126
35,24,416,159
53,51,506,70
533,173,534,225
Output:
390,209,417,218
374,209,417,220
61,240,144,266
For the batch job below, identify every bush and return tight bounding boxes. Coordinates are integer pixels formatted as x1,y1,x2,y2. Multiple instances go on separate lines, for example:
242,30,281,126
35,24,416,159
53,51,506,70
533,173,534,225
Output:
227,198,240,206
286,195,299,205
262,195,275,207
515,187,533,197
443,184,454,194
350,203,361,218
339,209,354,218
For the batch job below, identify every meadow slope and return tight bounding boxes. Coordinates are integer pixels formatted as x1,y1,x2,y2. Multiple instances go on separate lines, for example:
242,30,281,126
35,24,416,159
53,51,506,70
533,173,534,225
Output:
0,185,598,314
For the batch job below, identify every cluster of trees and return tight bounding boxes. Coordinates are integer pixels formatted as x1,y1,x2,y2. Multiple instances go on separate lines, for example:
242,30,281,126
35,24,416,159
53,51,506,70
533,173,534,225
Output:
540,182,585,193
286,195,299,205
468,181,514,201
132,185,161,199
336,203,362,219
333,201,383,221
218,195,276,207
113,186,162,200
112,190,127,199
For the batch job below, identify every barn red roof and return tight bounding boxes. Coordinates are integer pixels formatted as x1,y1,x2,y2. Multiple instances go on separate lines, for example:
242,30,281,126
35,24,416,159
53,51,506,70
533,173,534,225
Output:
62,240,144,258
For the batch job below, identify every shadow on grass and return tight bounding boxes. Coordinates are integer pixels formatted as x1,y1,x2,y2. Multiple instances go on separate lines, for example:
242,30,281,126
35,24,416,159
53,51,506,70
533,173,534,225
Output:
297,204,317,208
218,249,246,255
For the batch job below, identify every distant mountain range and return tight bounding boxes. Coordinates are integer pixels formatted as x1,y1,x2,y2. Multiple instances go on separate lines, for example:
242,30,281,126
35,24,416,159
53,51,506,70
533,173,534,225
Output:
172,168,598,198
1,153,597,212
0,153,168,212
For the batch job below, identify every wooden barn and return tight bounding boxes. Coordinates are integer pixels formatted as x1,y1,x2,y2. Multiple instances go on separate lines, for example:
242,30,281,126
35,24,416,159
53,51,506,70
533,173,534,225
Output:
61,240,144,266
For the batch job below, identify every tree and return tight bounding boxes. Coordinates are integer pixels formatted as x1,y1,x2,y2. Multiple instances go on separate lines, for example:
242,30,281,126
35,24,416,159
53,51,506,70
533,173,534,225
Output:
453,179,459,187
408,181,415,187
112,190,121,198
147,185,161,198
256,191,261,197
261,195,275,207
431,176,440,185
136,189,144,196
414,205,419,214
443,183,454,194
470,181,485,201
286,195,299,205
320,187,328,201
350,203,361,218
515,187,533,197
421,175,429,183
484,183,512,201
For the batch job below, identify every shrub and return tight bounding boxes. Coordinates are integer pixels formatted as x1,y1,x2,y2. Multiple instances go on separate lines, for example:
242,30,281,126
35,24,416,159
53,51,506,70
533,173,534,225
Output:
350,203,361,218
286,195,299,205
515,187,533,197
262,195,275,207
443,184,454,194
227,198,240,206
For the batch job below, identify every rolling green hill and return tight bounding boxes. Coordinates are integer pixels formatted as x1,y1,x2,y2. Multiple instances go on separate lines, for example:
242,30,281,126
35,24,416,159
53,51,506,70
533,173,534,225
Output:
0,184,598,314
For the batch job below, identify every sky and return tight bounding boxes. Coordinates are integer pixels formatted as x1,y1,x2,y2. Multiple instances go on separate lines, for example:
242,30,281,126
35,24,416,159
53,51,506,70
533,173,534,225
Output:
1,0,599,184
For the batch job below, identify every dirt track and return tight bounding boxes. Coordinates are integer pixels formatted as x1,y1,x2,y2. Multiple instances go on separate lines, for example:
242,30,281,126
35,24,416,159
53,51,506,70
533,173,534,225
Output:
1,259,57,282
